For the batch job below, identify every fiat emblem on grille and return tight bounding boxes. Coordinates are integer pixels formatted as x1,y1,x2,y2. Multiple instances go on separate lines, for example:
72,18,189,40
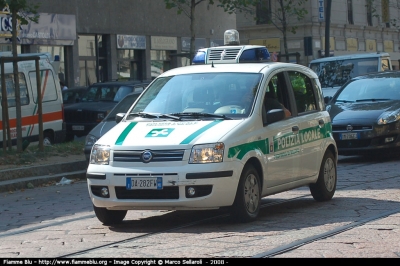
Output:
346,125,353,131
141,150,153,163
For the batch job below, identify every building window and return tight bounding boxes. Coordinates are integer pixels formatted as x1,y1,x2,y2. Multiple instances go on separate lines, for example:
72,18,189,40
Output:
256,0,271,25
151,50,170,79
382,0,390,28
347,0,354,24
366,0,373,26
37,46,66,84
78,35,98,86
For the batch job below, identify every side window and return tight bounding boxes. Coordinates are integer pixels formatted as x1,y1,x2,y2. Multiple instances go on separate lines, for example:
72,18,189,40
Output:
29,69,58,103
263,72,292,117
381,58,390,71
114,86,133,102
288,71,317,113
0,73,29,107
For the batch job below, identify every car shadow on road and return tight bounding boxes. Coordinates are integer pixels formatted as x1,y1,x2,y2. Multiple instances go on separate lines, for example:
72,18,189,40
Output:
107,196,400,236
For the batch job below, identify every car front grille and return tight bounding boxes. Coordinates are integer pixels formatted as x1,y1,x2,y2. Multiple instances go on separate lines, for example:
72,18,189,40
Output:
113,150,185,162
64,110,98,123
115,186,179,199
332,125,373,131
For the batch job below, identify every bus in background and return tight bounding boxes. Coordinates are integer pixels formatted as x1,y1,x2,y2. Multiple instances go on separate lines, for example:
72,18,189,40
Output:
309,53,392,97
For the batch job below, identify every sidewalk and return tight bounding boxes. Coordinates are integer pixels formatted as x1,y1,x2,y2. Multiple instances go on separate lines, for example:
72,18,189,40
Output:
0,154,87,193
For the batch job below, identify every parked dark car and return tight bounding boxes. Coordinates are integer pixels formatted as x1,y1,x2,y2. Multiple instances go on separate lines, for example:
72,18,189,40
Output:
64,80,150,141
325,71,400,155
62,86,88,105
84,90,144,161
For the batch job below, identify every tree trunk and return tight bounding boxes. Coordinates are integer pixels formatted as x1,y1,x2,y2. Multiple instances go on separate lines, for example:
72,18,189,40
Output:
11,11,23,152
280,0,289,62
189,0,196,65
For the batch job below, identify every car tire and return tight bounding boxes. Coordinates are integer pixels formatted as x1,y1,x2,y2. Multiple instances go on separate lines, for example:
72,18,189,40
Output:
309,150,337,201
43,131,54,146
93,205,127,225
231,164,261,223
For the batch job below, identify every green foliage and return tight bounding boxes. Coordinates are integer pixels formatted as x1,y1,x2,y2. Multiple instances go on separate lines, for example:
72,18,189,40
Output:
218,0,255,14
164,0,215,17
0,0,40,24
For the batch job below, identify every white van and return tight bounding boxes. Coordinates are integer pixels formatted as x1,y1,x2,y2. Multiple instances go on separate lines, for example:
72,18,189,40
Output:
309,53,392,97
0,52,65,146
87,30,338,225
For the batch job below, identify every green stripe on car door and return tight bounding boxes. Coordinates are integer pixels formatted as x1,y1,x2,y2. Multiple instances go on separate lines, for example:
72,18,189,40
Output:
115,122,138,145
180,120,223,144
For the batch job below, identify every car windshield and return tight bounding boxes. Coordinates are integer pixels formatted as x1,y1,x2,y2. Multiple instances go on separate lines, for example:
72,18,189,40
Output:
310,58,382,88
127,73,262,120
81,85,133,102
335,76,400,102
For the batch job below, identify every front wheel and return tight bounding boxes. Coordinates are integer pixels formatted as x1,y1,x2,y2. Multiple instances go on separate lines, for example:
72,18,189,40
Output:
309,150,337,201
93,205,127,225
231,165,261,223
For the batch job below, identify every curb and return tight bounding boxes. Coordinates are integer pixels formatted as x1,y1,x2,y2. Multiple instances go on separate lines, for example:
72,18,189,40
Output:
0,161,88,193
0,170,87,193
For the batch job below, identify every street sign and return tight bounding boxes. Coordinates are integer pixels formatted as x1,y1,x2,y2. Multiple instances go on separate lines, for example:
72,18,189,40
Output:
319,0,325,22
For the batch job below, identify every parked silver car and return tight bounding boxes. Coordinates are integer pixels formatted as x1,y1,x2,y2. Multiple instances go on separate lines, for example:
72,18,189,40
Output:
84,89,144,161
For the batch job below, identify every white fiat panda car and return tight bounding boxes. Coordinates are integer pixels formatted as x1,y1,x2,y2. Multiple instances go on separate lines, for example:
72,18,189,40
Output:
87,30,338,225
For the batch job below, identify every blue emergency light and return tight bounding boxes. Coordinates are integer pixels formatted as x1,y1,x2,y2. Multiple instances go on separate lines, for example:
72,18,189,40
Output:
192,50,206,64
192,29,271,65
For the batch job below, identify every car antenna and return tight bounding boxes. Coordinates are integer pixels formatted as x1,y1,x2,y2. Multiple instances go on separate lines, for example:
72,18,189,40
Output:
211,61,214,68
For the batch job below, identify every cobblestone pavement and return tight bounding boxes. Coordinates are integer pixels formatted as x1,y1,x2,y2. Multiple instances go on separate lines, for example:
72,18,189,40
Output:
0,155,399,258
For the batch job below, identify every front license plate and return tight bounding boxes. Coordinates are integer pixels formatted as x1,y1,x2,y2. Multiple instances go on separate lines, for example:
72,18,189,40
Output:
126,177,163,190
340,132,359,140
72,125,84,130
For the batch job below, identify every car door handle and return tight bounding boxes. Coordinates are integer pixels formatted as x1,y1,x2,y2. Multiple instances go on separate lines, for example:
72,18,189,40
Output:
292,126,299,133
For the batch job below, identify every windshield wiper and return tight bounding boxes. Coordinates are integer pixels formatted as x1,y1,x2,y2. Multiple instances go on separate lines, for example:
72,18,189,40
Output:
335,99,355,103
355,98,390,102
170,112,232,120
129,112,181,120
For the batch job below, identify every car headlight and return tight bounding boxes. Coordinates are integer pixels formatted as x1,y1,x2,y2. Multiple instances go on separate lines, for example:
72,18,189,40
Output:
90,144,110,165
189,143,224,164
377,110,400,125
85,134,98,146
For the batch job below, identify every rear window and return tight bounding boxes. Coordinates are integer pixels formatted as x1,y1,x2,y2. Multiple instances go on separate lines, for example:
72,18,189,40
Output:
82,85,133,102
310,58,381,88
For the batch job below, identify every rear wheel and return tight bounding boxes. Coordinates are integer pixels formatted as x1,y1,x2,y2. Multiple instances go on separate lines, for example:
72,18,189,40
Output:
43,131,54,146
93,205,127,225
309,150,337,201
231,165,261,223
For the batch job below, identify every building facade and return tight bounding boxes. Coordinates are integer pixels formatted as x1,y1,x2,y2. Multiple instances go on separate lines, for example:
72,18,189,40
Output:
237,0,400,69
0,0,235,88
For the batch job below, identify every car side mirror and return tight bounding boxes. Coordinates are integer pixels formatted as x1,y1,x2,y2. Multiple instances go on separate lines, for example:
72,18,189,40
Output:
324,96,332,104
115,113,126,123
265,109,285,125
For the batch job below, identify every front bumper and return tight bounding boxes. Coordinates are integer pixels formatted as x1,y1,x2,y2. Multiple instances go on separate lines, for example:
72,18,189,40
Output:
86,161,240,211
66,122,98,137
332,123,400,155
